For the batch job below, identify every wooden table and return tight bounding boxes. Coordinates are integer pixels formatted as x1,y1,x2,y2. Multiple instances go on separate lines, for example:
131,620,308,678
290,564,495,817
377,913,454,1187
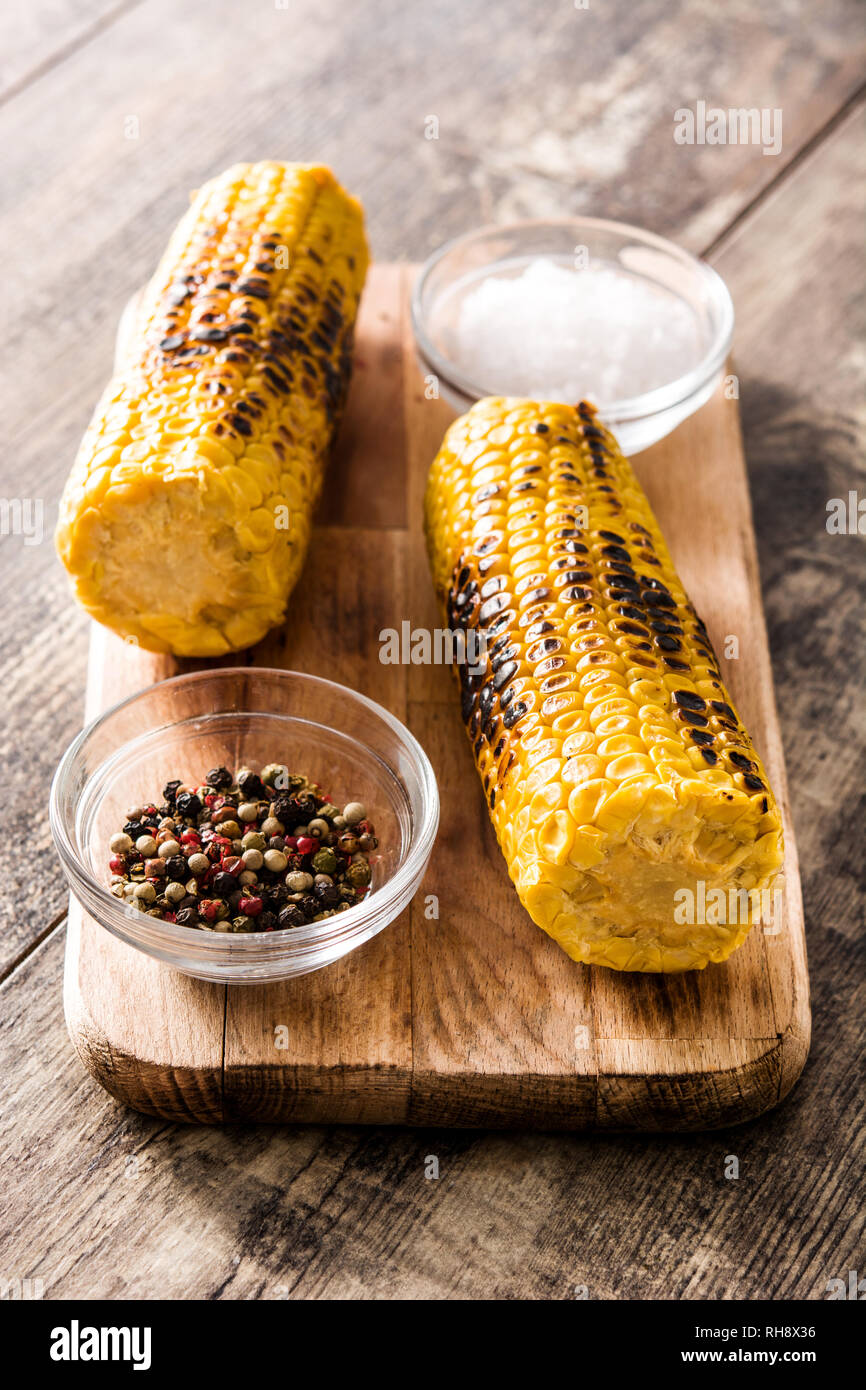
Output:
0,0,863,1300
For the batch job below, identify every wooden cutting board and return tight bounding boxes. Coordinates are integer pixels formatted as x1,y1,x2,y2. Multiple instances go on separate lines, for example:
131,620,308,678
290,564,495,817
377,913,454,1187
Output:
63,264,810,1129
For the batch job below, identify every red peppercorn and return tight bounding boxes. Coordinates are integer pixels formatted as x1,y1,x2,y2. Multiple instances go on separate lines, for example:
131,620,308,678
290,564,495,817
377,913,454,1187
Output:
222,856,243,875
198,899,222,922
239,896,263,916
284,836,298,849
181,831,201,846
205,842,222,863
211,835,233,853
296,837,316,856
109,855,125,874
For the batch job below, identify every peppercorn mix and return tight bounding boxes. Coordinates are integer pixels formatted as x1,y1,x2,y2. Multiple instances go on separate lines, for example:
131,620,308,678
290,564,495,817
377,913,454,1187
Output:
108,765,378,932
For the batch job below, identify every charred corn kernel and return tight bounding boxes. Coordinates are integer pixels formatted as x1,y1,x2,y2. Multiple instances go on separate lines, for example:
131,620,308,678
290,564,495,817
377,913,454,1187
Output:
425,397,785,973
56,162,368,656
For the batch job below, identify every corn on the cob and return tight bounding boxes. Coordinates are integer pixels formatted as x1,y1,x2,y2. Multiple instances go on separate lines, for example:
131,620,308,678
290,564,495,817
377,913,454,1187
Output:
56,162,368,655
425,397,784,972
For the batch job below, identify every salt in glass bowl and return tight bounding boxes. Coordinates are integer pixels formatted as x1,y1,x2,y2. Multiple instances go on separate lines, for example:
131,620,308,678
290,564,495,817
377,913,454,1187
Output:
411,216,734,455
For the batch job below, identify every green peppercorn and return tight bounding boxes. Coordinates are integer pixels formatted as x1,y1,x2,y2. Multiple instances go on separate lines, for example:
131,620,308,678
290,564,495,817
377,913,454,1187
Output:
311,847,338,876
346,860,371,887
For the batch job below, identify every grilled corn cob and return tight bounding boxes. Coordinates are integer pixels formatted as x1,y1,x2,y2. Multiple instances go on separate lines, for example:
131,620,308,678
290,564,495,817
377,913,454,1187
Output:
425,397,784,972
56,162,368,655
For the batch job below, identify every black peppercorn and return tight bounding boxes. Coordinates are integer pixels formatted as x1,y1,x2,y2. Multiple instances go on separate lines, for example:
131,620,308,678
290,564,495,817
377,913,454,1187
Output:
258,910,277,930
175,791,202,820
206,766,233,790
162,780,182,806
278,904,305,929
314,882,340,906
175,908,198,926
237,769,265,799
270,794,296,823
295,893,318,920
163,856,187,881
212,871,236,896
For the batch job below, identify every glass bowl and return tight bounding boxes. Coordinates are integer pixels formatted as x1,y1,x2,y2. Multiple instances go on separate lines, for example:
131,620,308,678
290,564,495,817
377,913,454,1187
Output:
50,668,439,983
411,217,734,455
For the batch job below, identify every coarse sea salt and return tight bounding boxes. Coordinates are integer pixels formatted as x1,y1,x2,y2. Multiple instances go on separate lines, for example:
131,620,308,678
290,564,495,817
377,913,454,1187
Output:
449,257,702,404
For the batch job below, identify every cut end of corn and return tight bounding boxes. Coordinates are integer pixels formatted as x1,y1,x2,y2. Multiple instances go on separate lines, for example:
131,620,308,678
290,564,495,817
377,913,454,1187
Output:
55,161,369,655
424,396,785,972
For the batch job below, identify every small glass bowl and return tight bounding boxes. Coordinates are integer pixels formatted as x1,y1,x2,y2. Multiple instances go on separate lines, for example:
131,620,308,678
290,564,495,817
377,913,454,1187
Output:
50,669,439,983
411,217,734,455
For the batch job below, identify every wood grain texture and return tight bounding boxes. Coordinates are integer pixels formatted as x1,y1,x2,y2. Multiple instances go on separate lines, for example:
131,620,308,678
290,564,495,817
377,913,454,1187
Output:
0,0,862,1301
64,265,808,1130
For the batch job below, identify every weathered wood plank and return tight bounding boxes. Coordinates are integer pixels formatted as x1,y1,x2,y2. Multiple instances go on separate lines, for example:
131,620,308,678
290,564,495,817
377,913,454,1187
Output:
0,925,860,1299
0,0,129,101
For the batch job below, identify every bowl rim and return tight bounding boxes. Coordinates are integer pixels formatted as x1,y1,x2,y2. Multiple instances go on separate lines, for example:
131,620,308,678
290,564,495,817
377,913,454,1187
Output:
50,666,440,956
410,214,734,423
